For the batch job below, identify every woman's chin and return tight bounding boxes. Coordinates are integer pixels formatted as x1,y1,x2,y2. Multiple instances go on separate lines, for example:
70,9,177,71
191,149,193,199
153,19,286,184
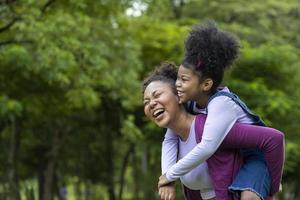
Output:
155,121,168,128
154,117,170,128
156,124,165,128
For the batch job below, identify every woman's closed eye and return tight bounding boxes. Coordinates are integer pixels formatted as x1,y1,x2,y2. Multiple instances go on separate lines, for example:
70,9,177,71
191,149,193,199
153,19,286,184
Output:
154,92,161,98
143,99,150,106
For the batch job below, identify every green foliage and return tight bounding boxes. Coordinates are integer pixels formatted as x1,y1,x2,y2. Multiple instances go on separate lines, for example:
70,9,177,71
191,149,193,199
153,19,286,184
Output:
228,79,291,125
121,114,143,142
285,141,300,174
0,0,300,199
0,95,23,118
233,42,299,91
130,17,188,76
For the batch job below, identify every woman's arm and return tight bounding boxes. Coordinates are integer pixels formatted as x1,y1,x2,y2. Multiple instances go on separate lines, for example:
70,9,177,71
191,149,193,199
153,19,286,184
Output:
161,129,179,174
165,96,239,182
221,123,285,195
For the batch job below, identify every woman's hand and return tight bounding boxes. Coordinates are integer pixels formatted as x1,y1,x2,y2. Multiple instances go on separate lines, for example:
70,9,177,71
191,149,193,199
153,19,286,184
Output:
158,182,176,200
158,174,171,187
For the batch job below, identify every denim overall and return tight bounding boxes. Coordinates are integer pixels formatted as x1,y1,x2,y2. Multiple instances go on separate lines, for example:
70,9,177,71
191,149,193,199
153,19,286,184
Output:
206,90,271,200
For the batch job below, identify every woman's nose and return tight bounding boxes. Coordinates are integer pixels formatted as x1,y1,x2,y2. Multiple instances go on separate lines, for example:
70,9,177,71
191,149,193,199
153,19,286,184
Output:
149,100,157,109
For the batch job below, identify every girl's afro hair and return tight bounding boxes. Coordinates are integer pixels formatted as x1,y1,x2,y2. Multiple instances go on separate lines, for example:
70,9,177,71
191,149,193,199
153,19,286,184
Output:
184,20,240,70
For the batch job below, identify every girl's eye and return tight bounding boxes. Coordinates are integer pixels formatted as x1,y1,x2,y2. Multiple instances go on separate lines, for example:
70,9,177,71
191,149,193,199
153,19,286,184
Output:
182,78,188,82
178,76,188,82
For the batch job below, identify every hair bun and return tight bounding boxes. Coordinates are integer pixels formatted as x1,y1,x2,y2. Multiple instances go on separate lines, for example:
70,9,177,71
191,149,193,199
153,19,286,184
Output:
142,61,178,94
185,20,240,69
154,61,178,81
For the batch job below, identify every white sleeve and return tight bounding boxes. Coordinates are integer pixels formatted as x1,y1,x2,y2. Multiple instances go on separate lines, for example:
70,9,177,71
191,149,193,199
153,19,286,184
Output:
161,128,179,174
165,96,240,181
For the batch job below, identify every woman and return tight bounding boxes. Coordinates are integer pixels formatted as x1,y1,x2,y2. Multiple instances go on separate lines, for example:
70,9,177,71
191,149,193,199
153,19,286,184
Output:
143,62,284,200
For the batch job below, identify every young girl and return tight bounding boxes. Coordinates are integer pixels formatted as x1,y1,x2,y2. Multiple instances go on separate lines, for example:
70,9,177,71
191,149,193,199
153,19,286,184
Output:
143,63,284,200
159,21,281,200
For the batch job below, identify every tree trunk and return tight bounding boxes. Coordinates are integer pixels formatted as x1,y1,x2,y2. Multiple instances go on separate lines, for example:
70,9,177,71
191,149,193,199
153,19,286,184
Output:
132,148,140,200
106,130,116,200
38,156,46,200
74,178,82,200
118,144,135,200
25,185,35,200
102,98,121,200
1,183,8,200
7,117,21,200
170,0,185,19
43,130,61,200
38,125,69,200
43,159,55,200
141,146,148,175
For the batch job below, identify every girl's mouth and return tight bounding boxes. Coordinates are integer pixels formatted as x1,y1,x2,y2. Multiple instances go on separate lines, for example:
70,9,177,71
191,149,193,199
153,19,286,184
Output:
177,91,183,97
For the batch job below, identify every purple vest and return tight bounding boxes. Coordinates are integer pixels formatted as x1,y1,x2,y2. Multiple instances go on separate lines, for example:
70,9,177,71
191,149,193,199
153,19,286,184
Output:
183,115,241,200
183,115,283,200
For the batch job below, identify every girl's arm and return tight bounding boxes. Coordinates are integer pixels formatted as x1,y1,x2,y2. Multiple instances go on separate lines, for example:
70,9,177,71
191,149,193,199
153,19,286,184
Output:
221,123,284,195
161,129,178,174
165,96,239,182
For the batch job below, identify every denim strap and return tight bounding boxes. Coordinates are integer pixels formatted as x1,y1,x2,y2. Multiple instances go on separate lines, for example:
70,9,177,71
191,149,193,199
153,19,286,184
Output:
207,90,266,127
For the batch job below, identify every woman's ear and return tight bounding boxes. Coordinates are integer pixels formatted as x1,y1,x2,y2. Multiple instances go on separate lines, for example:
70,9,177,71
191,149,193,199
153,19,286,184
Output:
175,93,181,103
202,78,213,92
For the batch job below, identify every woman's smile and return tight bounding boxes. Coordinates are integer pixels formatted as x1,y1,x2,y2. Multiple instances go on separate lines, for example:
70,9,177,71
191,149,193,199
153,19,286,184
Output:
143,81,179,128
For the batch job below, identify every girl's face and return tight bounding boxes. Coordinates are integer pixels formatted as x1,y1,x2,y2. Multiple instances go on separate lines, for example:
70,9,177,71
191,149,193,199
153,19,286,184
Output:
176,65,206,104
143,81,180,128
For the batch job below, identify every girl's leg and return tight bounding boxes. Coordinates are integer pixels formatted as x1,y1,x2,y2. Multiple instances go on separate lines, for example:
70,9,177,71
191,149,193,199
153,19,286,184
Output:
229,149,271,200
241,191,261,200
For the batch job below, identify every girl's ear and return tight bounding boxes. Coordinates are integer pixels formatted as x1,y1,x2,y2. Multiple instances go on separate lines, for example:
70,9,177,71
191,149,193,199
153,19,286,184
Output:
202,78,213,92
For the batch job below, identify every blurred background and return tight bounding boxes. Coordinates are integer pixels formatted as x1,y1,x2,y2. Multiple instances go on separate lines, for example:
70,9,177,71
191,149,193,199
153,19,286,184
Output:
0,0,299,199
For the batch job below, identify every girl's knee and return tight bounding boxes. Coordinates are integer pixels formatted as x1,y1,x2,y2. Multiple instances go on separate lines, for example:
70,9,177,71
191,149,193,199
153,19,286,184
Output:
240,191,261,200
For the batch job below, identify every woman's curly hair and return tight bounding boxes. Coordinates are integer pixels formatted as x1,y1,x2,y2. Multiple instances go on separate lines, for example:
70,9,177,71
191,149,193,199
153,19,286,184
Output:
142,62,178,94
182,20,240,91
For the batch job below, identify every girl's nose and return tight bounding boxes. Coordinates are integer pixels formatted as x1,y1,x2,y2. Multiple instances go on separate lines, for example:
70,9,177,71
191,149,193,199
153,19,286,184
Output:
175,79,181,88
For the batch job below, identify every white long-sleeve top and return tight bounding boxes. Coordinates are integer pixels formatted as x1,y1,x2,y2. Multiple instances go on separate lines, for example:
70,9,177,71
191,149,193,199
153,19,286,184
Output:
178,119,216,199
162,87,254,182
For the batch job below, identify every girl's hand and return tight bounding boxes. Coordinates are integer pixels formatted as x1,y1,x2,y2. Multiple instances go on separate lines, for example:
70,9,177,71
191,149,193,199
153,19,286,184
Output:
158,174,171,187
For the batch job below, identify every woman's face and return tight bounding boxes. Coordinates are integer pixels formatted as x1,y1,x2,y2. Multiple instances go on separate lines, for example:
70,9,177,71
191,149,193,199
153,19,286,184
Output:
143,81,180,128
176,65,205,103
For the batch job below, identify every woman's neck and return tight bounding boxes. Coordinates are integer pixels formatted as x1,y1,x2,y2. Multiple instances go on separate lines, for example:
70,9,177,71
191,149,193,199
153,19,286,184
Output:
168,109,195,141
